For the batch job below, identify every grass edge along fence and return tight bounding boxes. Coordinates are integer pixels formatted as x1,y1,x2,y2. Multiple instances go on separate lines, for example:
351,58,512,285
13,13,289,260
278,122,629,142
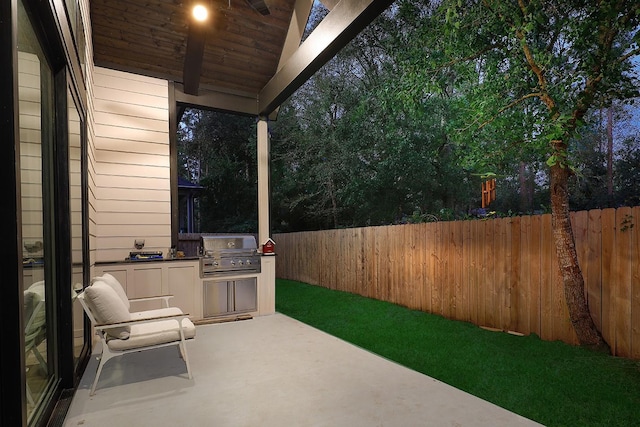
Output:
274,206,640,359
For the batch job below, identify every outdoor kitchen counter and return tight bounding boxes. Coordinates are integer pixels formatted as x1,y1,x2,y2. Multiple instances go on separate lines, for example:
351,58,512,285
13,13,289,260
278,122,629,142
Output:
94,258,203,318
95,256,200,265
94,255,276,321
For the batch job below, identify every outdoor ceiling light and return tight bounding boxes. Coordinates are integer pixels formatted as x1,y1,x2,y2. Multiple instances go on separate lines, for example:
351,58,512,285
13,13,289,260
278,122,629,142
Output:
192,4,209,22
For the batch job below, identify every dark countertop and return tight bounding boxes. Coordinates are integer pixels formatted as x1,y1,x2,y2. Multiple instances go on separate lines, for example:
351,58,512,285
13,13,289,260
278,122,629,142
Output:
96,256,200,266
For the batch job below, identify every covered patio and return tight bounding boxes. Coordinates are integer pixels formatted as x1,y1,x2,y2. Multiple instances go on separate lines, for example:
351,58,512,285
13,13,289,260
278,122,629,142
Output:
63,314,541,426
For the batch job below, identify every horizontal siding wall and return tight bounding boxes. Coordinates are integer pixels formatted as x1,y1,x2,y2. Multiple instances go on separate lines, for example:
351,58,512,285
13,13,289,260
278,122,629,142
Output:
275,207,640,359
83,0,97,270
92,67,170,262
69,92,83,265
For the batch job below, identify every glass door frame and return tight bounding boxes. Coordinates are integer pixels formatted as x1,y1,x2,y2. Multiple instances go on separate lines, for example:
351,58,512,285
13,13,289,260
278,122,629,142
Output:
0,0,30,424
0,0,90,425
65,76,91,380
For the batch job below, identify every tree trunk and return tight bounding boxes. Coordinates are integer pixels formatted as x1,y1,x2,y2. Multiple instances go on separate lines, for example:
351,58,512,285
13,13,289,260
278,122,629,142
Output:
549,158,609,351
606,107,614,202
518,161,529,213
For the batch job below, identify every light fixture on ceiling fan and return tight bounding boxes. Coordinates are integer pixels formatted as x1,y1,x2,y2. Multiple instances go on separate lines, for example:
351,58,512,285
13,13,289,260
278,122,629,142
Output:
192,4,209,22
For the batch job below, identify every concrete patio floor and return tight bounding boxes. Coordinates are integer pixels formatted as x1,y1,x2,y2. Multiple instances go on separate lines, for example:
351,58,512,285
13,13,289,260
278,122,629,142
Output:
63,313,543,427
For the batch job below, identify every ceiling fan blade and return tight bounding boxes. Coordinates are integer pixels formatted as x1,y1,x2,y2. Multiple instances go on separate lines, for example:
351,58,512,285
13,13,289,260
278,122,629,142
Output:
247,0,270,15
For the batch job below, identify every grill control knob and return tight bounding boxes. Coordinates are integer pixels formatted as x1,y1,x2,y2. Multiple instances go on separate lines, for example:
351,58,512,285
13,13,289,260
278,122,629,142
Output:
230,260,235,266
238,260,244,265
246,259,251,265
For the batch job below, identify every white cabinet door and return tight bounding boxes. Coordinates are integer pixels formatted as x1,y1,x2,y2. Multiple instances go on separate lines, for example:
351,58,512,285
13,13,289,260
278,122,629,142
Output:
168,264,197,317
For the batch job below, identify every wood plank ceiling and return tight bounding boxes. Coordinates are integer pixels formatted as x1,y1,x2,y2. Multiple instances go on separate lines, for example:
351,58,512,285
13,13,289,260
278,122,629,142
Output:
90,0,394,116
91,0,294,93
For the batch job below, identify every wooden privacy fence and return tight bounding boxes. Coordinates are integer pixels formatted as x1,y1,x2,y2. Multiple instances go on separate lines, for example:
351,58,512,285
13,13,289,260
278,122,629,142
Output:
274,206,640,359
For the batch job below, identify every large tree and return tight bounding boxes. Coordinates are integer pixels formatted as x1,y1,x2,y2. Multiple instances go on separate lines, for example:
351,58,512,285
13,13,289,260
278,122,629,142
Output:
409,0,640,349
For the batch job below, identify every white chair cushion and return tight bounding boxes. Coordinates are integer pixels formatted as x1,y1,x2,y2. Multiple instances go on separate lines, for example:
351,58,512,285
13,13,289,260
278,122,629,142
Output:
84,281,131,340
130,307,184,320
107,317,196,351
23,290,46,341
93,273,130,310
28,280,46,299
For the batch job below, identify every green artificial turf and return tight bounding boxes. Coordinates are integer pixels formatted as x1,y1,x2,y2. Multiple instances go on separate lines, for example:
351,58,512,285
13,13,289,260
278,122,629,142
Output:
275,279,640,427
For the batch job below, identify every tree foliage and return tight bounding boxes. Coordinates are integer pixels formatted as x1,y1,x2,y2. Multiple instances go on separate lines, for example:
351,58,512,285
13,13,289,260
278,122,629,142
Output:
178,109,258,232
268,1,640,231
181,1,640,234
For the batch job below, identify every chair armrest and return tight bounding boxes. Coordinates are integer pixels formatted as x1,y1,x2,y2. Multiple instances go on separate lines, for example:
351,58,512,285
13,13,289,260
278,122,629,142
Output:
128,295,174,308
94,312,191,330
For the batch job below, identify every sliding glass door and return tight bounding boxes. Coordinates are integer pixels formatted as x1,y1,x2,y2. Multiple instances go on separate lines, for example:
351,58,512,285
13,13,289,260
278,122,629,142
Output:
17,0,56,422
2,0,89,425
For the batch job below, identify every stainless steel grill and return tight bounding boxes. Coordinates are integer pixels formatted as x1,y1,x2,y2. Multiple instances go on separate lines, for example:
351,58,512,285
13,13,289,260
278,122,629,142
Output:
199,235,261,277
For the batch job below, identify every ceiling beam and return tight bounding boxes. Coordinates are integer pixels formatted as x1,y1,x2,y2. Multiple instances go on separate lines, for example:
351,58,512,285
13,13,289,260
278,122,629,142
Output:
182,20,208,95
277,0,314,71
268,0,314,119
257,0,394,116
174,83,259,116
319,0,340,11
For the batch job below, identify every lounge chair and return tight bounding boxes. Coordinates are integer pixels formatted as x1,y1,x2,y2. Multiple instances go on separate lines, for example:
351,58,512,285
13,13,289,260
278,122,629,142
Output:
24,281,47,405
77,274,195,395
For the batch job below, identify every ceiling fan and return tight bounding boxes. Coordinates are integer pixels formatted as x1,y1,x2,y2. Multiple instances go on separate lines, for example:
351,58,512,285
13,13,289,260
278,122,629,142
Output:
246,0,270,15
180,0,271,109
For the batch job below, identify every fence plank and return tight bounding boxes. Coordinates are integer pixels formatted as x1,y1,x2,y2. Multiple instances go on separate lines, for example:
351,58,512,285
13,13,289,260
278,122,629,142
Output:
354,227,364,296
383,226,393,302
440,221,451,318
363,227,374,299
390,225,400,304
423,223,434,314
518,215,531,335
462,220,472,323
467,221,481,325
432,222,444,316
483,219,496,328
402,225,411,306
452,220,464,320
601,208,616,347
387,226,397,304
411,224,422,310
631,207,640,359
500,218,513,330
614,207,633,356
539,214,554,340
398,225,408,307
587,209,603,333
412,224,424,311
529,215,542,336
509,216,521,333
476,220,483,326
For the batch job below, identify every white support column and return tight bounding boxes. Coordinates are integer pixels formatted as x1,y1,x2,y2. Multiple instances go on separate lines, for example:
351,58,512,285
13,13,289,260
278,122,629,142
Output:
257,118,270,247
257,118,275,316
